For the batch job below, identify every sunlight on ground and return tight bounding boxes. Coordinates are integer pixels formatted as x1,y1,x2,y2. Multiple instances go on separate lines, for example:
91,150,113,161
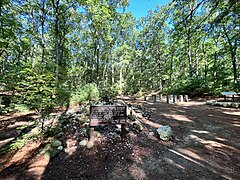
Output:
176,148,203,161
0,137,14,148
0,111,35,121
27,155,50,178
168,149,206,168
162,113,193,122
163,157,186,170
215,137,227,142
190,130,210,134
186,134,238,151
129,163,146,179
232,123,240,127
141,117,162,128
169,148,234,180
0,142,42,172
176,102,205,106
8,121,34,129
223,111,240,116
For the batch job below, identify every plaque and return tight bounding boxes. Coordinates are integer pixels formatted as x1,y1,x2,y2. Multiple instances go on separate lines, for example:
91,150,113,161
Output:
90,105,127,126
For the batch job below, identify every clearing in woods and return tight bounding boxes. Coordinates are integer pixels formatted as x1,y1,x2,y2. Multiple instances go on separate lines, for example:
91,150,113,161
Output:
0,97,240,179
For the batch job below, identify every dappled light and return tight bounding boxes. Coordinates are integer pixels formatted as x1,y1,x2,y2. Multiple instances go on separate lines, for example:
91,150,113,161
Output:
0,0,240,178
162,113,193,122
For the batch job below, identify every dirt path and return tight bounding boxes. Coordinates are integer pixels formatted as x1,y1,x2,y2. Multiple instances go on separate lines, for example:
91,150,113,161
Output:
0,97,240,180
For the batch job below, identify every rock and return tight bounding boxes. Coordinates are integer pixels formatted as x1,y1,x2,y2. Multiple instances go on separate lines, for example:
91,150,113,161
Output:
222,102,232,108
156,126,172,141
65,146,77,155
86,141,94,149
44,150,51,161
133,122,143,131
40,144,52,154
149,132,154,136
206,100,217,106
50,149,61,158
232,103,239,108
57,146,63,151
79,139,88,147
52,140,62,147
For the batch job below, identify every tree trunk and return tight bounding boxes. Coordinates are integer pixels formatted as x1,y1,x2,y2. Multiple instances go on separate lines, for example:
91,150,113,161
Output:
53,0,60,87
119,65,123,94
41,0,46,67
111,59,114,85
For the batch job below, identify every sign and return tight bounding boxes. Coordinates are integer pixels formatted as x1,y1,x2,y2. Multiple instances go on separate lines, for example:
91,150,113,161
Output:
90,105,127,126
221,92,237,96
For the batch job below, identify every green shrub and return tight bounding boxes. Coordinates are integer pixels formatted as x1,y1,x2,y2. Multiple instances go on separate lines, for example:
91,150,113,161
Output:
71,83,99,104
13,103,29,112
99,84,118,99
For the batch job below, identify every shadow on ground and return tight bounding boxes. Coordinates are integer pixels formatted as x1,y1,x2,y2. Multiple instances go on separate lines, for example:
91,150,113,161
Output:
0,97,240,179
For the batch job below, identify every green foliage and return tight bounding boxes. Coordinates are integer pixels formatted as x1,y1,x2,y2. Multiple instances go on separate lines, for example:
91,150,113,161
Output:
164,77,210,96
55,87,71,106
99,83,118,99
15,66,55,111
11,103,29,113
71,83,99,104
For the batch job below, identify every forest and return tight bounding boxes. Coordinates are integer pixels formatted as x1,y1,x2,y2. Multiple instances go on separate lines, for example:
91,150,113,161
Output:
0,0,239,113
0,0,240,179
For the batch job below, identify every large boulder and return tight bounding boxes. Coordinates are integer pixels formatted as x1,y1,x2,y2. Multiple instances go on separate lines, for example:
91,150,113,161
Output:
156,126,172,141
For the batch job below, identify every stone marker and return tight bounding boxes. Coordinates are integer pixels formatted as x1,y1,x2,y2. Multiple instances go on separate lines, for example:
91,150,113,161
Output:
179,95,184,102
89,105,127,144
159,94,163,100
152,94,157,102
173,95,177,103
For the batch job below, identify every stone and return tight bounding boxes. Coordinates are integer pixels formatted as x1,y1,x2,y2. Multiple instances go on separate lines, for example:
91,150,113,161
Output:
52,140,62,147
156,126,172,141
44,150,51,161
41,143,52,154
57,146,63,151
87,141,94,149
149,132,154,136
79,139,88,147
232,103,239,108
133,122,143,131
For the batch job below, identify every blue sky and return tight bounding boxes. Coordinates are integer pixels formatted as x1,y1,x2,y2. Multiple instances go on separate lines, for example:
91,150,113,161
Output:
126,0,170,19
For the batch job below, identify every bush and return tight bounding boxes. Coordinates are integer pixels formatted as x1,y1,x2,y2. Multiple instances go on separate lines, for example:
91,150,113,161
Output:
13,103,29,112
71,83,99,104
99,84,118,99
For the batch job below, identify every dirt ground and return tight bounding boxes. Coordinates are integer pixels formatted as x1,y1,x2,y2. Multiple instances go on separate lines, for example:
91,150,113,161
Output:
0,97,240,180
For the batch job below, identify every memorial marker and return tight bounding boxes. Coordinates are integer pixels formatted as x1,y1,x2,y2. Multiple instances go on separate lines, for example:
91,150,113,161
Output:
89,105,127,142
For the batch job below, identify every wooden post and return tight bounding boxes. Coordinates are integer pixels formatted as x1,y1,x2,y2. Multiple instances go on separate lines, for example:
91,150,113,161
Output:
169,95,173,103
173,95,177,103
152,94,157,102
144,94,147,101
120,124,127,140
167,94,169,103
89,127,95,142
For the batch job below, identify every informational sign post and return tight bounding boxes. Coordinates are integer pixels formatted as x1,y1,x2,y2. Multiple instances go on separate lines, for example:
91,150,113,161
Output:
88,105,128,142
90,105,127,126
